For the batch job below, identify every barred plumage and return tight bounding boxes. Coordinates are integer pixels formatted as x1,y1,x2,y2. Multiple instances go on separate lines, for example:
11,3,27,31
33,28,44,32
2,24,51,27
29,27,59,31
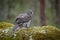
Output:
12,10,33,31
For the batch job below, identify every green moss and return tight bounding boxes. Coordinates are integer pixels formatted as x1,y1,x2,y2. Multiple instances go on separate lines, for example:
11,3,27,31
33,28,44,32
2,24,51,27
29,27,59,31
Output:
0,22,14,29
0,25,60,40
32,25,60,40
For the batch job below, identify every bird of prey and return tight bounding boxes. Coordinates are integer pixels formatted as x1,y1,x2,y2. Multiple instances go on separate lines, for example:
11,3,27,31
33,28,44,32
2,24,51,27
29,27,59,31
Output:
12,10,33,31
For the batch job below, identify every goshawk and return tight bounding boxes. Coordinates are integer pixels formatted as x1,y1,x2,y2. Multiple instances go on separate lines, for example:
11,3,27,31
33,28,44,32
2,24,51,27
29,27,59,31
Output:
12,10,33,31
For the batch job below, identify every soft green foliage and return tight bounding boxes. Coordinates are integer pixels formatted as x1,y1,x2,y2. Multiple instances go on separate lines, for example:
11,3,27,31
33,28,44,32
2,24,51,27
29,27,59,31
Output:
0,25,60,40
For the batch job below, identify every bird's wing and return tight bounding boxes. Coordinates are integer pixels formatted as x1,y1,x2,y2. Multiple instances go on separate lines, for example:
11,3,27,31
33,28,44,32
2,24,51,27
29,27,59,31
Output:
15,13,32,24
22,15,32,22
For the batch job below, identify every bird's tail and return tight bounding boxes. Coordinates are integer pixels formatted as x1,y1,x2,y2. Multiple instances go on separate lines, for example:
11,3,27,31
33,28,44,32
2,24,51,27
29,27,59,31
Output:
12,24,19,31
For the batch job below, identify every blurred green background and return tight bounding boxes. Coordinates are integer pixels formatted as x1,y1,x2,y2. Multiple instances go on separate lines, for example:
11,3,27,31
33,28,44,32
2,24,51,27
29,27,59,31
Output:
0,0,60,28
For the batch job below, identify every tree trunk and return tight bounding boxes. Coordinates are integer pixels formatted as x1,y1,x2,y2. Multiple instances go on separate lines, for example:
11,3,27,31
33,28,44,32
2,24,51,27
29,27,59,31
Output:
55,0,60,27
40,0,46,26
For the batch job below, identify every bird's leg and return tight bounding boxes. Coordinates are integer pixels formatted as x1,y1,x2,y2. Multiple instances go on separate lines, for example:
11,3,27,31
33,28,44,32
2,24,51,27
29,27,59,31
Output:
26,20,31,27
23,20,31,28
25,20,31,35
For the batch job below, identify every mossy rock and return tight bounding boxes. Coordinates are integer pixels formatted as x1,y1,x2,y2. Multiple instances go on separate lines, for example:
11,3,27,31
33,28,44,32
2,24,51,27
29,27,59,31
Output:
0,25,60,40
32,25,60,40
0,22,14,29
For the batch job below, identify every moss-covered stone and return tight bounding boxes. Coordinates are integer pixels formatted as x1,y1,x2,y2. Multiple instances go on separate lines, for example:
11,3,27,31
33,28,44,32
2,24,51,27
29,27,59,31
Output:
0,22,14,29
32,25,60,40
0,25,60,40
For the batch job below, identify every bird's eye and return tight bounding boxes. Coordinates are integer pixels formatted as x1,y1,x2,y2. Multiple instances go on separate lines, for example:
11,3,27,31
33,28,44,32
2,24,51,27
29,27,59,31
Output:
30,12,32,14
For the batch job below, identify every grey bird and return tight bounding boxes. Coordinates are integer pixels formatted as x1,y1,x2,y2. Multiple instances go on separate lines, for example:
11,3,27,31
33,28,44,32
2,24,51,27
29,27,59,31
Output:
12,10,33,31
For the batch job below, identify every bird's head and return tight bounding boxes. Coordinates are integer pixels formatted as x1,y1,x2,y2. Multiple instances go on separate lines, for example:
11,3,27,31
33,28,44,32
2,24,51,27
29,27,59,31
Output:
26,9,33,16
